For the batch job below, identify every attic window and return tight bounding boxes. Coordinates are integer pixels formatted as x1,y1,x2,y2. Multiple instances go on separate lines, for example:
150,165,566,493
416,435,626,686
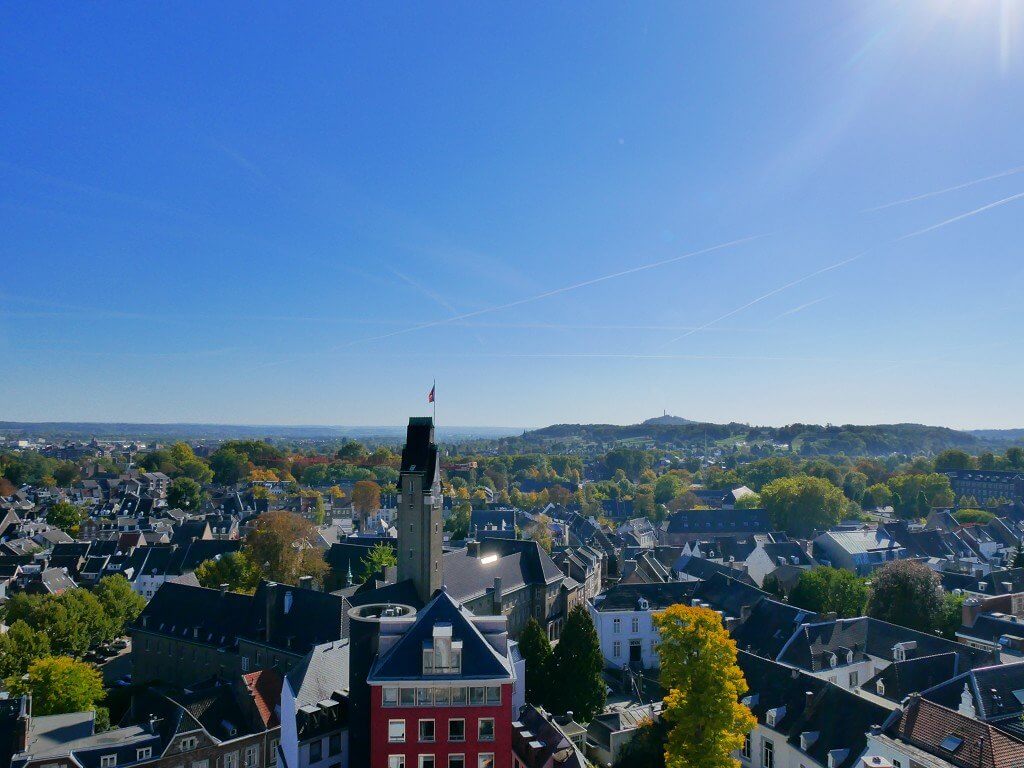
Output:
940,736,963,752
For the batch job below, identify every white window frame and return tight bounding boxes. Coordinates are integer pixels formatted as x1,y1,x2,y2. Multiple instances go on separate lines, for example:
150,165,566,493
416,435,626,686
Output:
101,756,117,768
448,718,466,742
388,758,406,768
137,748,153,761
244,746,259,767
224,752,239,768
419,719,436,743
478,718,495,742
478,755,495,768
388,719,406,743
418,757,435,768
762,739,774,768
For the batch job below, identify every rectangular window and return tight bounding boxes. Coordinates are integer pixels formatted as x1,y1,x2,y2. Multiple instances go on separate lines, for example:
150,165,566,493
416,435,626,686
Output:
434,687,450,705
245,746,260,767
388,758,406,768
138,748,153,761
309,741,322,763
741,736,751,760
419,720,436,743
419,757,435,768
101,756,117,768
181,738,198,752
193,762,209,768
612,641,621,658
328,735,341,757
383,688,399,707
612,618,621,633
848,671,859,687
478,755,494,768
470,687,485,705
449,719,466,742
449,756,465,768
388,720,406,743
762,739,774,768
486,686,501,704
241,656,250,672
400,688,415,706
269,739,279,767
478,718,495,742
417,687,433,705
631,617,640,633
451,687,467,705
225,752,239,768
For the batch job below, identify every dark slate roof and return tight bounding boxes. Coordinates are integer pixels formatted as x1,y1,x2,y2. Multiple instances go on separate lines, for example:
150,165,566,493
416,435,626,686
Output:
736,651,890,768
348,578,424,610
168,678,254,740
862,653,961,703
777,617,995,672
673,554,757,586
663,509,770,535
370,589,512,681
731,598,817,660
399,417,437,482
921,662,1024,728
136,581,253,648
442,538,563,603
592,581,700,612
287,640,351,706
960,613,1024,646
941,568,1024,595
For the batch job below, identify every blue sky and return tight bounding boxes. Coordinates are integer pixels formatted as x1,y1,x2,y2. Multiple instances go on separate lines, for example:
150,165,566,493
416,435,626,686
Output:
2,1,1023,429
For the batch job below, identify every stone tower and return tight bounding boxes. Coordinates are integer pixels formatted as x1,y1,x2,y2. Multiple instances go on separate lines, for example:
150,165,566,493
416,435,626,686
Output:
397,416,443,603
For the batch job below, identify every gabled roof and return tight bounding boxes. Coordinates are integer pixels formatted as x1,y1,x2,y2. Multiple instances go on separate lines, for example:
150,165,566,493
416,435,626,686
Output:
887,696,1024,768
592,581,700,612
370,589,512,681
737,651,890,768
921,661,1024,727
862,653,961,703
287,640,350,707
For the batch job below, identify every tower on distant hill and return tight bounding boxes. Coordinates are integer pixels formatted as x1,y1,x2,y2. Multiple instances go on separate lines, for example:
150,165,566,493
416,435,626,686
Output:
397,416,443,603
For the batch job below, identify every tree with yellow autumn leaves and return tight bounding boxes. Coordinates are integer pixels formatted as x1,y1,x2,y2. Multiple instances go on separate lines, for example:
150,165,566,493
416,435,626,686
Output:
653,604,755,768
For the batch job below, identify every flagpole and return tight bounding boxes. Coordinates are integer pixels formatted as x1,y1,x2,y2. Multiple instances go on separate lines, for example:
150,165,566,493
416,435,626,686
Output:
432,379,436,423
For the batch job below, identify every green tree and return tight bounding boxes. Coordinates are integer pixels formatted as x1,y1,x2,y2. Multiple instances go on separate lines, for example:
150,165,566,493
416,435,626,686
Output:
953,509,995,525
167,477,206,512
0,620,52,679
915,490,931,519
887,474,954,518
549,606,605,721
653,603,756,768
46,501,85,533
244,511,328,586
1013,541,1024,569
654,474,687,505
336,441,369,462
789,567,868,618
209,447,251,485
861,483,892,510
527,514,554,553
52,462,81,487
939,592,966,640
7,656,104,715
358,542,397,583
866,560,944,633
444,501,472,540
760,476,846,536
195,551,262,593
94,575,146,639
934,450,975,472
842,471,868,503
733,492,762,509
1007,447,1024,469
352,480,382,524
518,617,553,707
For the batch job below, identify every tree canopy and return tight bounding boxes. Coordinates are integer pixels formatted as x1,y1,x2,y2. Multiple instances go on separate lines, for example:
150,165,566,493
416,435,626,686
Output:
548,606,606,721
866,559,945,633
7,656,104,716
760,475,846,536
789,567,868,618
518,617,553,707
654,603,756,768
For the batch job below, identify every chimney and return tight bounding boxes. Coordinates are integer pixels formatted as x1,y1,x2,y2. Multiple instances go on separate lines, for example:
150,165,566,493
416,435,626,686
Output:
219,583,229,594
467,541,480,557
492,577,503,612
298,575,314,590
962,597,983,628
805,690,814,709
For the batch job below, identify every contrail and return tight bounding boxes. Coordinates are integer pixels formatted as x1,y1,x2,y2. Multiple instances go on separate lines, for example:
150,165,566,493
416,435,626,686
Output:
326,233,764,352
665,189,1024,346
863,165,1024,212
771,296,829,322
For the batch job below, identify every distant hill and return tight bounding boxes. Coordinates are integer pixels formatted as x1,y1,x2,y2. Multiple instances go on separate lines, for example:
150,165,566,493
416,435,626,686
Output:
0,421,521,443
641,414,696,426
513,421,1024,456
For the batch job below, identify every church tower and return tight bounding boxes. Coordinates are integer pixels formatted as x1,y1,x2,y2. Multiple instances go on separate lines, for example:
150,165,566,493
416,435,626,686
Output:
397,416,443,603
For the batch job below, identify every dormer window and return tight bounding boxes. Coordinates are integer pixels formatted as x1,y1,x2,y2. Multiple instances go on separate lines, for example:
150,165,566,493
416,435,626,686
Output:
829,653,838,668
846,650,854,665
423,623,462,675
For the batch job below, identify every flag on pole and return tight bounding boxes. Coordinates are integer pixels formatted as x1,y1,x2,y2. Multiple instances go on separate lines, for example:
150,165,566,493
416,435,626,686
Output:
428,384,435,403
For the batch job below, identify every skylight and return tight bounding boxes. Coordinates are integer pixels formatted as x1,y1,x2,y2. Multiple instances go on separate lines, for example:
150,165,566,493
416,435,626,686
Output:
480,554,499,565
940,736,963,752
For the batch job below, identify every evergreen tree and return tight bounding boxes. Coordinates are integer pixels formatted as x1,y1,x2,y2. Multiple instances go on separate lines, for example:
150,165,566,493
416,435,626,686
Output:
550,606,606,721
1012,541,1024,569
518,617,553,707
915,490,930,519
